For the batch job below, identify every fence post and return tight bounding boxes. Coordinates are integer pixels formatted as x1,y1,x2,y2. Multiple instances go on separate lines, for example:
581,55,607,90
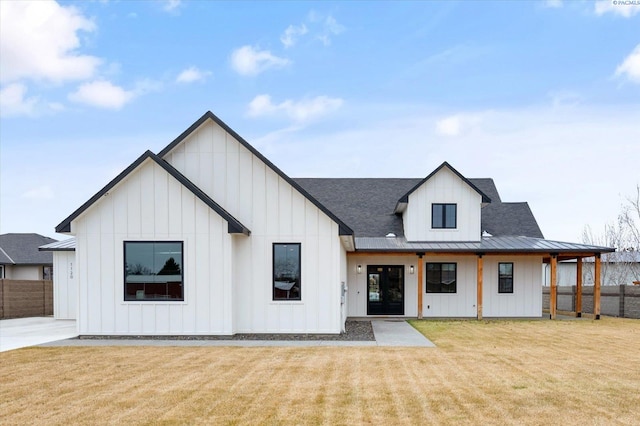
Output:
619,285,625,318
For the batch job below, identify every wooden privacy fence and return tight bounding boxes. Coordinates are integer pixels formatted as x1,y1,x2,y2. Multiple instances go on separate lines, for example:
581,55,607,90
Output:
0,280,53,319
543,285,640,319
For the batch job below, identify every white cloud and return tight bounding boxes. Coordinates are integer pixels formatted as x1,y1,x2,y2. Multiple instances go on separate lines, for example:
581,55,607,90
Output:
594,0,640,17
22,185,54,200
247,94,344,122
230,45,290,76
542,0,563,8
163,0,182,12
0,83,38,117
435,113,483,136
317,15,346,46
615,44,640,83
68,80,135,110
176,66,212,83
0,0,100,84
281,24,308,48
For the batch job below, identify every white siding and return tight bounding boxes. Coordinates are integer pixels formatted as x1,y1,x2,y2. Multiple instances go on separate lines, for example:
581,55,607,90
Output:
423,256,477,318
403,167,482,242
53,251,77,319
483,256,542,318
4,265,43,280
346,255,419,318
163,119,344,334
73,159,235,335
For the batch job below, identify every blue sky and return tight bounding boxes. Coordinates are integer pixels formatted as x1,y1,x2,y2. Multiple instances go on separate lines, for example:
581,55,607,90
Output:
1,0,639,243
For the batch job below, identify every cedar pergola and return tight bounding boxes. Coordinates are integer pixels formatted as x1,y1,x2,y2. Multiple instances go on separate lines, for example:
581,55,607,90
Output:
543,253,602,319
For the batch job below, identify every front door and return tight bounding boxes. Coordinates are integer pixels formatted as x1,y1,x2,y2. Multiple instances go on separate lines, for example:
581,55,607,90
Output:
367,265,404,315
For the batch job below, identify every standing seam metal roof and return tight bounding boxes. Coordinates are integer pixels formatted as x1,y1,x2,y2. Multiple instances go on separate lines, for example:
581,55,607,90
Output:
354,236,614,253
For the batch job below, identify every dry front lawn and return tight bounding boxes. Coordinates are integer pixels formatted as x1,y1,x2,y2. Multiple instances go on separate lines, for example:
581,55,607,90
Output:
1,317,639,425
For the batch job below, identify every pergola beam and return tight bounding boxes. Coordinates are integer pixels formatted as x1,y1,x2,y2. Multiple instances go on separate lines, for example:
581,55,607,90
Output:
576,257,582,318
417,253,424,319
550,254,558,320
477,254,483,320
594,254,601,320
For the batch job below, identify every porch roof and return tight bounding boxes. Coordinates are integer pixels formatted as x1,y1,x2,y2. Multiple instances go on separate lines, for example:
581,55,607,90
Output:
39,238,76,252
354,235,614,256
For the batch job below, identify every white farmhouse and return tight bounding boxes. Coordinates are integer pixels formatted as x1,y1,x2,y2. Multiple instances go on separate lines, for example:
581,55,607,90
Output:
53,111,614,335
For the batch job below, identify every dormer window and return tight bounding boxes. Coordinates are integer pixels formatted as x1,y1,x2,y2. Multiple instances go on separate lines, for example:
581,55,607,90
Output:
432,203,457,229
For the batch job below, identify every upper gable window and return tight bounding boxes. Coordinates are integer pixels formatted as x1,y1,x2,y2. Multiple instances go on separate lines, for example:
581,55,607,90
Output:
432,203,457,229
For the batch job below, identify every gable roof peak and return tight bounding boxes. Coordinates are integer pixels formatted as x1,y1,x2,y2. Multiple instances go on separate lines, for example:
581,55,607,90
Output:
396,161,491,208
55,150,250,235
157,111,354,236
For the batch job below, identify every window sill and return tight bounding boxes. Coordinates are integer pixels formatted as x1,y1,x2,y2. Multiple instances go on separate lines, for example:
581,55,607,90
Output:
270,301,304,305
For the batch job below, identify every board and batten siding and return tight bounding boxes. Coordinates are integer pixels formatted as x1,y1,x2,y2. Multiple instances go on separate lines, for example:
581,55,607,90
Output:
423,256,478,318
346,255,418,318
403,167,482,242
53,251,77,320
72,159,235,335
163,119,344,333
483,256,543,317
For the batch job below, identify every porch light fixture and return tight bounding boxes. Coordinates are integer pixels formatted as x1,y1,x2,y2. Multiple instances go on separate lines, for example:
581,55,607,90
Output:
410,265,415,274
357,265,362,274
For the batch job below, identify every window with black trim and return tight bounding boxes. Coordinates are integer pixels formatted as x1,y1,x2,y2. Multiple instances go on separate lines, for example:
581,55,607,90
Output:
426,263,457,293
124,241,184,301
273,243,301,300
499,262,514,293
432,203,457,229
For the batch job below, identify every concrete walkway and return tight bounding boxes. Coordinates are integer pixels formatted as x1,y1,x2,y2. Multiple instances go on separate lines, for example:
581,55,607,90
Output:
371,320,435,347
0,317,78,352
1,318,434,350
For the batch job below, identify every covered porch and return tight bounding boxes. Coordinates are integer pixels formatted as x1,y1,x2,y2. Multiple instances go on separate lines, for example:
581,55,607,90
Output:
348,236,614,320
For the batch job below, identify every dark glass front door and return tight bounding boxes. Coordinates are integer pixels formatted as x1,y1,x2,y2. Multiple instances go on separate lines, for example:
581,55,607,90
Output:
367,265,404,315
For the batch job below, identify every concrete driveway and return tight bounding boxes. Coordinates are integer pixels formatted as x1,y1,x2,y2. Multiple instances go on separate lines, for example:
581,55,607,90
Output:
0,317,78,352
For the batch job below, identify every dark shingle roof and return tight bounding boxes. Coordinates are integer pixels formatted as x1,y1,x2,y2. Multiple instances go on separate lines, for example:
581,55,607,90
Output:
0,233,57,265
293,178,542,239
481,202,544,239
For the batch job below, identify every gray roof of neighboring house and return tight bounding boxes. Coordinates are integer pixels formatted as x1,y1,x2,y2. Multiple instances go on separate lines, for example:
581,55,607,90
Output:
0,233,57,265
562,251,640,263
293,178,543,239
39,238,76,252
354,236,614,253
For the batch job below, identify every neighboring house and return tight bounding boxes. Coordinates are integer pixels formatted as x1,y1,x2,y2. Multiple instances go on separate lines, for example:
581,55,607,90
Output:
39,238,77,320
549,251,640,287
0,233,57,280
54,111,614,336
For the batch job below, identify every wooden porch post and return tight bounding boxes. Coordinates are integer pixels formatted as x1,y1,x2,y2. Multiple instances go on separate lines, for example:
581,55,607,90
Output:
550,254,557,320
576,257,583,318
477,254,483,320
417,253,424,319
594,254,601,320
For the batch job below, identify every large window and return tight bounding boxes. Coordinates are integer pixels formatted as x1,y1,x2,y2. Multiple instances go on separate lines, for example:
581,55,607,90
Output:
124,241,183,301
426,263,457,293
273,243,301,301
432,204,457,229
499,263,514,293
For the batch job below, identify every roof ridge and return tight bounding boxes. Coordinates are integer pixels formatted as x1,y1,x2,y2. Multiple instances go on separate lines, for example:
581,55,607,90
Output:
0,246,15,264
